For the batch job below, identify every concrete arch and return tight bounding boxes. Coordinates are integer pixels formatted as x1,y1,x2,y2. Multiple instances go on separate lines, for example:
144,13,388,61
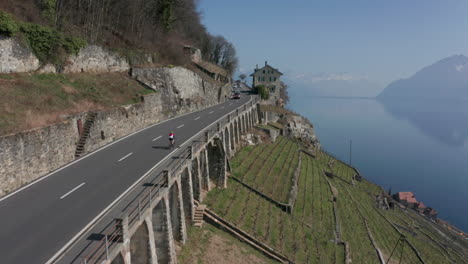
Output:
234,119,239,146
110,252,125,264
180,167,194,224
229,122,235,151
152,198,176,264
130,220,151,264
191,157,201,201
224,127,231,157
241,115,245,134
169,182,183,242
207,138,226,188
199,148,209,192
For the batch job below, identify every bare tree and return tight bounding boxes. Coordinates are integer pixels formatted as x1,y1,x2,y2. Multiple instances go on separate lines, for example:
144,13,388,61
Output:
279,81,290,104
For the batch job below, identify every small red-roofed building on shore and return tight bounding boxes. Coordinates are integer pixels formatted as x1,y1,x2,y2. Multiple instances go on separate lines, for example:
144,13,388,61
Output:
416,202,426,214
424,207,438,220
393,192,418,209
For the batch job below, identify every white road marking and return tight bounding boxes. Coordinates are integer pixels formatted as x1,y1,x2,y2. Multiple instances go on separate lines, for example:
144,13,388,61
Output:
229,103,233,106
194,117,200,120
60,183,86,200
209,111,214,114
177,124,184,128
221,106,225,109
152,135,162,142
118,152,133,162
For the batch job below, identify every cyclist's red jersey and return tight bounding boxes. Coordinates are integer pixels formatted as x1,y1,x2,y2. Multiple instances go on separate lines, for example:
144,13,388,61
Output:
169,133,175,139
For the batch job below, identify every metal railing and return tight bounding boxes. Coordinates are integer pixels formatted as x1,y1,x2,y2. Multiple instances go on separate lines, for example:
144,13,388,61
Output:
80,96,259,264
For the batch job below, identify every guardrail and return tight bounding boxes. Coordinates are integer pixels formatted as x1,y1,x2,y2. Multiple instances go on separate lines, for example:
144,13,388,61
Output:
80,95,259,264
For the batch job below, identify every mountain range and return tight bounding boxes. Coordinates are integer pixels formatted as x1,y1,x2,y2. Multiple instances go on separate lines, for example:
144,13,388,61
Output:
378,55,468,100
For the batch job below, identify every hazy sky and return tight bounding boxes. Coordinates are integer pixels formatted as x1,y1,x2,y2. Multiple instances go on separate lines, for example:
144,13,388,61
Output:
198,0,468,89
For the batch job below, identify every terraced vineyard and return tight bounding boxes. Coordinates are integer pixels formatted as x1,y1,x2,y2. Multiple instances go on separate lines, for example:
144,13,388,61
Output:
203,138,468,264
230,136,300,203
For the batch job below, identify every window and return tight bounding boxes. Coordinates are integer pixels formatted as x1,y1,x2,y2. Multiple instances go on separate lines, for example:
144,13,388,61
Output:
269,77,272,81
274,77,276,81
263,70,265,74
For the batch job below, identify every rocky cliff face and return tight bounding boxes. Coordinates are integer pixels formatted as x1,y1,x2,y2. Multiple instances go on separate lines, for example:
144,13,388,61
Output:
63,45,130,73
132,67,231,113
0,36,40,73
286,115,320,150
0,37,129,74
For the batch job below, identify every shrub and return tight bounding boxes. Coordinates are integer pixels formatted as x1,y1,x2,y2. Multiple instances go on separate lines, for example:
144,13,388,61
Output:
63,36,87,55
20,23,61,63
20,22,87,64
0,11,19,37
254,85,269,100
41,0,57,24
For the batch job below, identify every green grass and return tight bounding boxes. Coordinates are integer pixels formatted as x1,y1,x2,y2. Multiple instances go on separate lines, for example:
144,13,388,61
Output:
0,72,153,135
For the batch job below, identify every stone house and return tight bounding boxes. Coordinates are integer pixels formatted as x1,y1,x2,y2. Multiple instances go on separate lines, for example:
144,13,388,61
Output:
250,61,283,100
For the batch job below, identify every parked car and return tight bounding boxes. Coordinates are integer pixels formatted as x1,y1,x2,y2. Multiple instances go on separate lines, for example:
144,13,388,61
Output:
233,91,241,99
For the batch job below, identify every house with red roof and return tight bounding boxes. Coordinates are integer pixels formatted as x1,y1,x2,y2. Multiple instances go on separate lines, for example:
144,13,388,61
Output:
393,192,418,209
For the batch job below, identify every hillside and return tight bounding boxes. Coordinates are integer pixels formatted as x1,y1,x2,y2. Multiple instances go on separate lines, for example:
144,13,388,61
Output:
185,135,468,263
0,72,153,135
378,55,468,100
0,0,237,72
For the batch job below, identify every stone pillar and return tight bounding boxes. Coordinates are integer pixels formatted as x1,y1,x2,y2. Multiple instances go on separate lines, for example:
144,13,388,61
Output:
167,179,188,245
116,216,131,264
207,138,227,189
223,128,230,157
145,217,158,264
180,166,194,224
191,157,201,201
129,220,151,264
152,198,176,264
200,148,210,192
229,123,235,152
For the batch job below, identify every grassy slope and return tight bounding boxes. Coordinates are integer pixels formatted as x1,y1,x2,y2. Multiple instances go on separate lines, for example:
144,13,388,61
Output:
203,138,467,264
0,72,153,135
178,224,278,264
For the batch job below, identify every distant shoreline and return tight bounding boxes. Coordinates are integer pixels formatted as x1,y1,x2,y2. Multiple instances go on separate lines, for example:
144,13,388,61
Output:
303,95,376,100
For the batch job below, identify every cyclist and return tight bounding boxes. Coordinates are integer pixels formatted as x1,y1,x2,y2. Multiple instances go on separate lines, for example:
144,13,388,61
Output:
169,131,175,148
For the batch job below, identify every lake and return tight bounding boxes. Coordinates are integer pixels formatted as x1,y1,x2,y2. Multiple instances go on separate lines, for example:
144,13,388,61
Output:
289,96,468,232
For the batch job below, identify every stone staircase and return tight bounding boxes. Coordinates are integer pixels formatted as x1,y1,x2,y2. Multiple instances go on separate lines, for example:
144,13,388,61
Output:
193,204,206,228
75,112,97,158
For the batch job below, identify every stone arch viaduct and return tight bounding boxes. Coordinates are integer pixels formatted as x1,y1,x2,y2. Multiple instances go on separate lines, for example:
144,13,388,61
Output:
71,97,260,264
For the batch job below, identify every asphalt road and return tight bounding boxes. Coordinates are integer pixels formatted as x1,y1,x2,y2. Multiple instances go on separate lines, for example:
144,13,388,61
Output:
0,95,251,264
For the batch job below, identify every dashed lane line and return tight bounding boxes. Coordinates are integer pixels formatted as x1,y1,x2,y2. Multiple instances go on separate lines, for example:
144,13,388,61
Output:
118,152,133,162
209,111,214,114
194,117,200,120
60,183,86,200
152,136,162,142
177,124,184,128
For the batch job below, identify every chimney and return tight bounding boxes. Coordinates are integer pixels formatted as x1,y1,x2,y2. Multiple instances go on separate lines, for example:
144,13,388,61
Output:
256,64,258,69
265,61,268,66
